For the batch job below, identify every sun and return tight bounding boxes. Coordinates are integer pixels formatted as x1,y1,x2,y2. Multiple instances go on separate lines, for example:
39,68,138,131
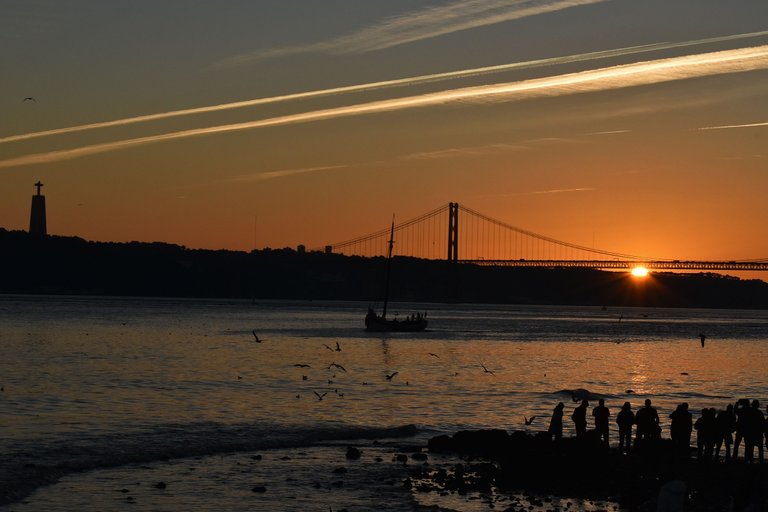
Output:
631,266,649,278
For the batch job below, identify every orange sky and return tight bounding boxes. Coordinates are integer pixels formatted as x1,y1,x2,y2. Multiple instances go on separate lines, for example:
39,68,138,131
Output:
2,1,767,277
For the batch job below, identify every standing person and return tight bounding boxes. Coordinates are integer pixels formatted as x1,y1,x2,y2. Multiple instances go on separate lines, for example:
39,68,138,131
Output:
733,399,750,460
670,403,693,459
745,400,765,463
694,408,718,462
549,402,565,442
572,400,589,438
592,399,611,446
616,402,635,454
635,399,660,446
715,404,736,461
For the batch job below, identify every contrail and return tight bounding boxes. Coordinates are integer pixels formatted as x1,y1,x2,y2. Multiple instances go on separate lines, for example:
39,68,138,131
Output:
3,30,767,146
2,45,768,170
698,121,768,131
220,0,611,64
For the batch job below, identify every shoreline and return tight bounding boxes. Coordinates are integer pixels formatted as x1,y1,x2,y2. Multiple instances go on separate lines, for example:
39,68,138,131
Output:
419,429,768,511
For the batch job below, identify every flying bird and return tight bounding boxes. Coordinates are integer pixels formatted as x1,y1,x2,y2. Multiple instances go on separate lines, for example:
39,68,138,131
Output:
328,362,347,372
480,363,495,375
385,372,399,381
699,333,707,347
428,353,440,358
335,341,341,352
524,416,536,425
252,330,262,342
23,97,36,102
322,343,335,352
293,364,311,368
314,391,327,401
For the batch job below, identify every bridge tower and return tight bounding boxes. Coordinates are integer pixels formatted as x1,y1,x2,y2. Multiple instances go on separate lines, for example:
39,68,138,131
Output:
29,181,47,236
447,202,458,263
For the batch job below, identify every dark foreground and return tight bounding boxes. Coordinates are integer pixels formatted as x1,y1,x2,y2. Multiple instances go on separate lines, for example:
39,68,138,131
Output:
416,430,768,511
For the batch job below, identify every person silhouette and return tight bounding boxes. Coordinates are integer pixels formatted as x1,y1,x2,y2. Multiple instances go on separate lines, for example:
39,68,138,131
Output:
592,398,610,445
715,404,736,462
549,402,565,442
635,398,660,447
572,399,589,438
733,398,751,461
616,401,635,454
670,403,693,459
744,400,765,463
694,408,718,462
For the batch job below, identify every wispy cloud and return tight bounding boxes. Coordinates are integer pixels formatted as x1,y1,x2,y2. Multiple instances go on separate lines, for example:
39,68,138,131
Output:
2,45,768,169
4,30,767,146
583,129,630,136
230,165,349,182
219,0,611,65
698,121,768,131
533,187,594,194
401,143,526,160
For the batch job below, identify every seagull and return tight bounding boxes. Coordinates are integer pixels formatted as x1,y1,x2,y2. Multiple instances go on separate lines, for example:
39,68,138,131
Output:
699,333,706,347
23,97,36,102
480,363,495,375
335,341,341,352
322,343,335,352
428,353,440,359
252,330,262,342
385,372,398,381
524,416,536,425
328,362,347,372
314,391,327,401
293,364,311,368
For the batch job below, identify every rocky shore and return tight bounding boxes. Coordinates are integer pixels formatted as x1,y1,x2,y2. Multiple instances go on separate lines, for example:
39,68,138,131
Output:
407,429,768,511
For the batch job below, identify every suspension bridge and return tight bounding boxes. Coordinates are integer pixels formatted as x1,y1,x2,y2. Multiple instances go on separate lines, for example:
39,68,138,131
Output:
319,202,768,272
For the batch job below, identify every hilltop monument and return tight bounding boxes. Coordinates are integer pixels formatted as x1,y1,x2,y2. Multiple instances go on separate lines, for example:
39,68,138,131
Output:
29,181,47,236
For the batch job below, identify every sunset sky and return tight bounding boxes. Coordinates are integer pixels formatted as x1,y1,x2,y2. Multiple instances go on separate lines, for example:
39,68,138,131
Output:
2,1,767,267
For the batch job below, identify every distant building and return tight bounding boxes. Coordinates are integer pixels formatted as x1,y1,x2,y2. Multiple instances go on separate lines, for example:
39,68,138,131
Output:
325,245,333,254
297,244,306,254
29,181,47,236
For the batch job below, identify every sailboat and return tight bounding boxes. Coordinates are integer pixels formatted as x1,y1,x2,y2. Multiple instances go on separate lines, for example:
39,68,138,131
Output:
364,216,428,332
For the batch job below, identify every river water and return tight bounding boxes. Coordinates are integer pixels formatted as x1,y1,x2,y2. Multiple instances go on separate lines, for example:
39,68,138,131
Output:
1,295,767,510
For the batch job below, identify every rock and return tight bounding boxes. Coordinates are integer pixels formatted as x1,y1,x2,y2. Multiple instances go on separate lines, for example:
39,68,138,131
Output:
345,446,361,459
251,485,267,493
153,481,166,490
428,434,454,453
412,452,428,461
332,467,347,474
251,454,262,460
395,454,408,464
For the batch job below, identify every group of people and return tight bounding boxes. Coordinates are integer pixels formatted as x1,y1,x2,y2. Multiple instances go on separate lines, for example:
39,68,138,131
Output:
547,397,768,462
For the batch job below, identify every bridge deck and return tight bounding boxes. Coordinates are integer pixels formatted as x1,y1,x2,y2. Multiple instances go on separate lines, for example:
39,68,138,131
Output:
460,260,768,271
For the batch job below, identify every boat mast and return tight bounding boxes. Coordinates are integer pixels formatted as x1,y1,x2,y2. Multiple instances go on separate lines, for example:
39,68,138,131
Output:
382,215,395,319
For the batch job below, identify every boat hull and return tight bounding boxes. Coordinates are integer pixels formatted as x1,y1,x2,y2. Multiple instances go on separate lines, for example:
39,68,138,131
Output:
365,314,427,332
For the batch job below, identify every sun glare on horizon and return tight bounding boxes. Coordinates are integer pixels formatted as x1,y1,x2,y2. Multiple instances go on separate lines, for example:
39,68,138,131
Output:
631,266,649,278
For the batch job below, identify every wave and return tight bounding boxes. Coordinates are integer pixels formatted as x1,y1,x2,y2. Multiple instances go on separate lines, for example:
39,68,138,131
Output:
0,421,419,507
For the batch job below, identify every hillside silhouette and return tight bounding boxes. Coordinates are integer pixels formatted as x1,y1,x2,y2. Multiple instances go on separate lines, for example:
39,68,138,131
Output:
2,228,768,308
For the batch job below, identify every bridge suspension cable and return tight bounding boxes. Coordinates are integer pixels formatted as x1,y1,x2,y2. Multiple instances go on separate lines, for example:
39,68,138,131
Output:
459,205,654,261
318,202,768,270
